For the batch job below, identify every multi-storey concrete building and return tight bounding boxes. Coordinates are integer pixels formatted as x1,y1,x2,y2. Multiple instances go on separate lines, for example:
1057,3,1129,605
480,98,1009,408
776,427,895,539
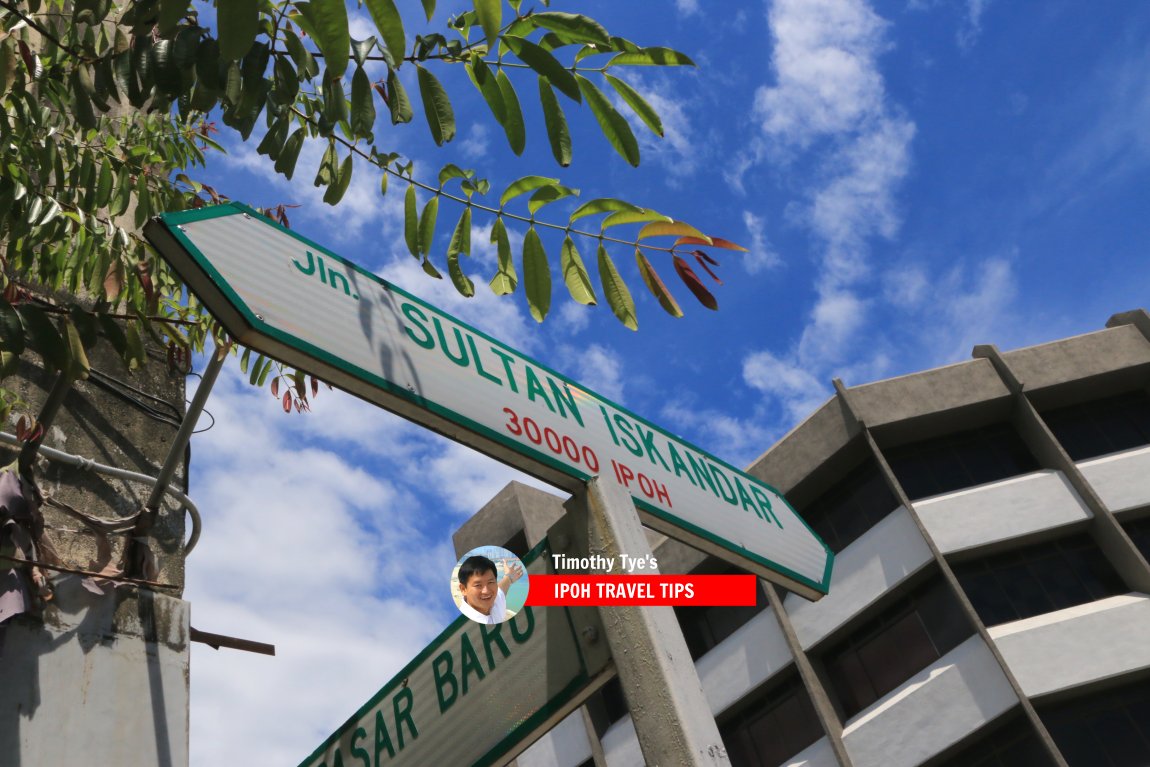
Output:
453,309,1150,767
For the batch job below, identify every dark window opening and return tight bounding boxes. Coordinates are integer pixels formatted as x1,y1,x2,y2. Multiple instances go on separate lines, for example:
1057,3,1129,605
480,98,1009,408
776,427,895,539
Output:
502,529,529,558
719,675,824,767
952,533,1126,627
823,576,973,719
929,712,1052,767
675,564,768,660
1122,516,1150,563
1040,677,1150,766
799,458,899,553
586,675,628,737
1042,390,1150,462
885,423,1039,501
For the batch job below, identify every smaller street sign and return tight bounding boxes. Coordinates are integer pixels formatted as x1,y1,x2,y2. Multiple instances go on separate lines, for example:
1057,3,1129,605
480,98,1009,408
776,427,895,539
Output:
298,540,608,767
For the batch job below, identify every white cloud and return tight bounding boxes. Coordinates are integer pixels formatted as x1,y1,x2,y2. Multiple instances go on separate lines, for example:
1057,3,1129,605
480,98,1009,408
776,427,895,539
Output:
659,400,775,468
957,0,990,50
611,74,703,183
755,0,890,146
459,124,490,160
675,0,700,16
556,343,626,404
742,210,783,273
882,263,929,308
742,349,832,427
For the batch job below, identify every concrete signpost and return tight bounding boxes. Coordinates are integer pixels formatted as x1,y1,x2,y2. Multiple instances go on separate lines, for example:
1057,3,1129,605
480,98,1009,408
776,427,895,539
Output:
145,204,833,598
297,542,610,767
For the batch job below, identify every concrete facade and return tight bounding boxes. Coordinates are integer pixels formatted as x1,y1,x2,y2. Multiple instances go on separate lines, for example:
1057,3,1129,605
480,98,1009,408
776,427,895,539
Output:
454,309,1150,767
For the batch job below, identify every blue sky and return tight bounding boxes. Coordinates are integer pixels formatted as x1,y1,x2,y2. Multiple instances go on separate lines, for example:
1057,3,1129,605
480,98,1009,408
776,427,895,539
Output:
181,1,1150,764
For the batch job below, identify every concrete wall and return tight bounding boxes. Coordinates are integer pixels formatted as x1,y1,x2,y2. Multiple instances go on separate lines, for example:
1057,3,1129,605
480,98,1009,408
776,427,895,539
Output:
695,607,791,715
2,340,189,766
516,709,595,767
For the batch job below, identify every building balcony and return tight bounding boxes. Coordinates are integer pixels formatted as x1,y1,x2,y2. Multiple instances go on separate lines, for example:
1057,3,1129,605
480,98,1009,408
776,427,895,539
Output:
785,507,933,650
1078,445,1150,516
915,470,1091,554
696,607,793,716
989,592,1150,698
841,635,1018,767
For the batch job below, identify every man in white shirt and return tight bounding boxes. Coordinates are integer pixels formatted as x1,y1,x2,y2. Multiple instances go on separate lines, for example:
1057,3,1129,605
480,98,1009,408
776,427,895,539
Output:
457,555,523,625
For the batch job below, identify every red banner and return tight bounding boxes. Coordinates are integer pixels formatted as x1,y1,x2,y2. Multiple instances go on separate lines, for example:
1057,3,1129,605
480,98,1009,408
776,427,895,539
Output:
526,575,758,606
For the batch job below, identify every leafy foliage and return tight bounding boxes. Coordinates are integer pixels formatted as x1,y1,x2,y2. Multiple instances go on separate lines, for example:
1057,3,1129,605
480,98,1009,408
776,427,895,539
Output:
0,0,743,422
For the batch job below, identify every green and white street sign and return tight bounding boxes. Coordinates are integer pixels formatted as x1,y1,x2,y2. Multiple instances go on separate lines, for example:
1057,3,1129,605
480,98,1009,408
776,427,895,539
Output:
297,540,608,767
145,204,833,598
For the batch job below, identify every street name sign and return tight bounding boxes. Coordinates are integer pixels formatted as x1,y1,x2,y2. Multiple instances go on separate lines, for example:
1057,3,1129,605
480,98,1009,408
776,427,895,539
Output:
145,204,833,598
298,539,609,767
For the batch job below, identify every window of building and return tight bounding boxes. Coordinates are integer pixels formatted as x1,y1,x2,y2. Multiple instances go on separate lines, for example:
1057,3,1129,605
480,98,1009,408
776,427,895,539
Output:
822,576,972,719
1122,516,1150,563
1040,677,1150,766
952,533,1127,627
586,675,628,737
798,458,899,553
719,674,824,767
1042,390,1150,462
885,423,1039,501
675,564,768,660
928,713,1052,767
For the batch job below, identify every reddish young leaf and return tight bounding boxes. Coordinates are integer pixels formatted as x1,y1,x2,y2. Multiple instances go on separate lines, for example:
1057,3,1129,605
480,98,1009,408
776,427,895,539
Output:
673,256,718,310
293,370,306,399
282,390,292,412
310,375,319,398
673,235,749,251
693,250,722,284
16,415,28,441
271,377,279,398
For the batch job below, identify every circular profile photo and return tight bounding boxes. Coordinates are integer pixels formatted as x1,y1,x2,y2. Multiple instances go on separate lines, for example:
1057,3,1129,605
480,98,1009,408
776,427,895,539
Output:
452,546,529,625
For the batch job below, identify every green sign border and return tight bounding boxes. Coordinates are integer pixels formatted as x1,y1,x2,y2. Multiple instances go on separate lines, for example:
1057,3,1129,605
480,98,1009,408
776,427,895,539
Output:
297,537,596,767
151,204,834,594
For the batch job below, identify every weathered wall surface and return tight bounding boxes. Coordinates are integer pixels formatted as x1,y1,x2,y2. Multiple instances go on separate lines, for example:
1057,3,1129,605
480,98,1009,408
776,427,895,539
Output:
1,338,190,767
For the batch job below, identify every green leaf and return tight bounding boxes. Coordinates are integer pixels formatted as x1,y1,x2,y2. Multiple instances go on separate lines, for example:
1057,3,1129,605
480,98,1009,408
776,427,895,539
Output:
97,314,127,359
636,249,683,318
503,36,580,102
601,209,672,231
417,65,455,145
467,55,505,125
249,353,266,385
522,227,551,322
606,47,696,68
158,0,187,36
124,321,147,371
598,244,637,330
500,176,559,207
404,185,419,258
283,27,319,79
447,207,474,297
494,69,525,155
532,12,610,45
473,0,501,49
240,346,251,374
438,163,471,187
421,257,442,279
605,74,663,137
561,236,596,305
274,128,306,179
386,68,413,124
576,74,639,167
302,0,350,78
538,77,571,167
364,0,406,61
314,141,339,188
63,318,91,380
350,66,376,139
217,0,258,61
488,217,516,295
323,153,353,205
569,198,643,222
528,184,577,214
419,195,439,256
16,305,68,372
351,36,377,68
638,220,711,244
0,295,24,355
420,0,436,22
